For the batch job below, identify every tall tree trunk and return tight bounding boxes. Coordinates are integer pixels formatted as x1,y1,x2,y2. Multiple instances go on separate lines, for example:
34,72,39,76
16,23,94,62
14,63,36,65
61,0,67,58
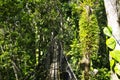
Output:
79,1,100,79
104,0,120,80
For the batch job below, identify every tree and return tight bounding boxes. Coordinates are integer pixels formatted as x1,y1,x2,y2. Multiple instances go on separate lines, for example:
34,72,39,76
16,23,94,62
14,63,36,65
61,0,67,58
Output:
79,0,100,79
104,0,120,80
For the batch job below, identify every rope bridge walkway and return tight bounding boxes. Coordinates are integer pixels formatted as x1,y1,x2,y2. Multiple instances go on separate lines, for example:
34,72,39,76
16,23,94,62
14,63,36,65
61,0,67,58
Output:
46,38,77,80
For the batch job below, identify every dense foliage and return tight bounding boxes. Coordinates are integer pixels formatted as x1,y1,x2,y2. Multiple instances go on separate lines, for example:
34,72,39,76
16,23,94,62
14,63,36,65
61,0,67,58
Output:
0,0,113,80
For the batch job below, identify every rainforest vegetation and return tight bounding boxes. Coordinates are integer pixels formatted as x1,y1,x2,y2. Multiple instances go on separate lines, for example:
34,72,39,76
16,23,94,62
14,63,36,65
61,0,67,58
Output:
0,0,120,80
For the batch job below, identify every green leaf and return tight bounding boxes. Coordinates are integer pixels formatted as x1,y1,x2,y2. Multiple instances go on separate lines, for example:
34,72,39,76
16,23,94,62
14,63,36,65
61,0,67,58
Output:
110,50,120,62
108,26,112,32
103,27,112,37
106,37,116,49
11,32,19,37
114,63,120,76
0,28,4,35
110,59,114,69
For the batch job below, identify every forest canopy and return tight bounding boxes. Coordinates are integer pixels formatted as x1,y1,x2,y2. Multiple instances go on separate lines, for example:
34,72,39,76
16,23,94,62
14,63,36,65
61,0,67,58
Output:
0,0,120,80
